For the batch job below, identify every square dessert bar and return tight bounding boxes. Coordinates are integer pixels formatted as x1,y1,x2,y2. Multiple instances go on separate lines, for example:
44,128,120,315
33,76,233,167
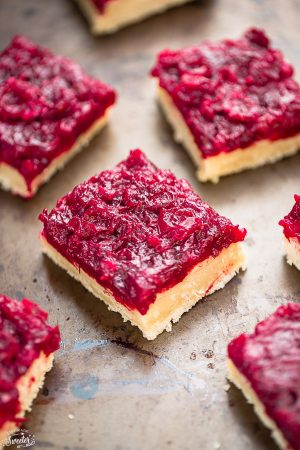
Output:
151,28,300,182
0,36,116,198
75,0,194,35
40,149,246,340
279,195,300,271
227,303,300,450
0,295,60,447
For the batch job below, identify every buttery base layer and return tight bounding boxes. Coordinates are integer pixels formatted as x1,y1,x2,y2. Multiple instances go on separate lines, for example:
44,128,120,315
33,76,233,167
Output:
41,235,246,340
283,236,300,271
157,87,300,183
0,352,54,450
227,359,291,450
76,0,194,34
0,111,110,198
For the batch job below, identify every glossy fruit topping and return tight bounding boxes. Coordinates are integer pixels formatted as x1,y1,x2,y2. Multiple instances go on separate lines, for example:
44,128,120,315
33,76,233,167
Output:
0,295,60,427
279,195,300,242
40,149,246,314
228,303,300,450
91,0,113,13
0,36,116,194
152,28,300,157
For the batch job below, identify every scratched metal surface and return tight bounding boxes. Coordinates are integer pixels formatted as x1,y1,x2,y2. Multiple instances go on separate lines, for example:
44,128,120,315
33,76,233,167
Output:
0,1,299,449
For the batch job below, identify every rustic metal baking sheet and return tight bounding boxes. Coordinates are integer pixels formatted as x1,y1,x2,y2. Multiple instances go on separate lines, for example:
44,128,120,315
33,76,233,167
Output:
0,1,299,449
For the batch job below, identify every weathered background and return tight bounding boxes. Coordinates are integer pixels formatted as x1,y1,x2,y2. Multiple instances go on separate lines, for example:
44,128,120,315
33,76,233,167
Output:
0,1,299,449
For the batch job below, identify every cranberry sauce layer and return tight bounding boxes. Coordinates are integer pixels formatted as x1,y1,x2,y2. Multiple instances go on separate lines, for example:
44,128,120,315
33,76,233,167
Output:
40,149,246,314
279,195,300,242
0,36,116,193
152,28,300,158
91,0,114,13
228,303,300,450
0,294,60,428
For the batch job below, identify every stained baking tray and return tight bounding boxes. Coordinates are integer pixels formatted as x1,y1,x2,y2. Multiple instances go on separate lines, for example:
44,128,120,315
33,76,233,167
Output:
0,0,299,449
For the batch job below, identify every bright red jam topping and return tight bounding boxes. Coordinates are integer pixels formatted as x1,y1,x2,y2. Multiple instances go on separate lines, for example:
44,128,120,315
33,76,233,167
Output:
152,28,300,158
279,195,300,242
0,36,116,195
40,149,246,314
228,303,300,450
91,0,114,13
0,295,60,428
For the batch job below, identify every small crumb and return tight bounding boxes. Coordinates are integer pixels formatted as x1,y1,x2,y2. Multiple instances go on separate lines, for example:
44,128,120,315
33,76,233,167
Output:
32,278,37,283
224,383,230,392
66,317,70,321
207,362,215,369
68,413,74,419
190,352,197,360
203,349,214,358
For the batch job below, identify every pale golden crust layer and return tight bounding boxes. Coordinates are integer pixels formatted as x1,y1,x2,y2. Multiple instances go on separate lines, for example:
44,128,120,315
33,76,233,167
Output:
75,0,194,34
0,352,54,450
283,236,300,271
41,235,246,340
0,111,110,198
227,359,291,450
157,86,300,183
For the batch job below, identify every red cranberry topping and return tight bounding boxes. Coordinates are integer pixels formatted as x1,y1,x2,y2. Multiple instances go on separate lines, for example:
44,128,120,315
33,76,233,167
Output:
228,303,300,450
151,28,300,157
0,295,60,427
279,195,300,242
0,36,116,194
40,149,246,314
91,0,114,13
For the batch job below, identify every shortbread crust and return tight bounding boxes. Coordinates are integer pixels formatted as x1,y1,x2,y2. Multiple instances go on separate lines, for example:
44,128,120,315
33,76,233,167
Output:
0,36,116,198
227,359,289,450
76,0,194,34
0,352,54,449
157,87,300,183
283,236,300,271
0,294,60,448
227,303,300,450
41,235,246,340
0,112,110,198
279,196,300,272
39,149,246,338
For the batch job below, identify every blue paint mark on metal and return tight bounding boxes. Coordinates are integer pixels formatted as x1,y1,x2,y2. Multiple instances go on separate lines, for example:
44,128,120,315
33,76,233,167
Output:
73,339,109,352
58,338,207,399
159,357,205,392
70,374,99,400
59,339,110,355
